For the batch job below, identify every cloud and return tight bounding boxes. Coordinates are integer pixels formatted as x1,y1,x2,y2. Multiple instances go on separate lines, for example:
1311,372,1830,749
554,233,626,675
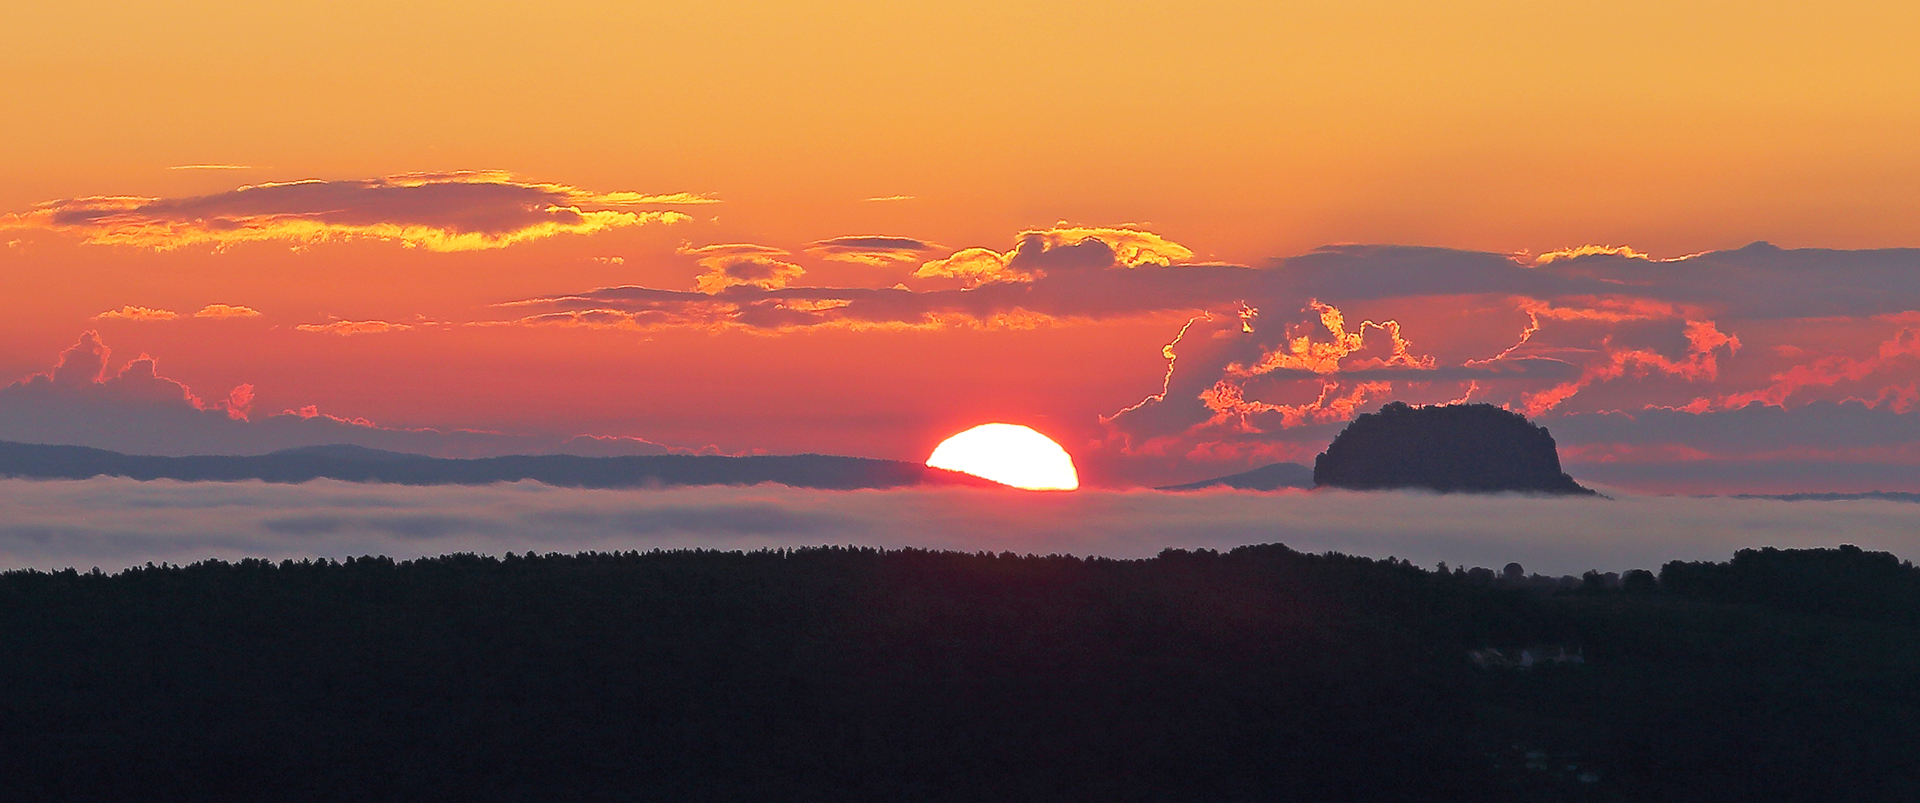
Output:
494,236,1920,486
1528,244,1655,265
1246,242,1920,321
1703,324,1920,411
0,332,674,458
678,243,808,293
6,480,1920,580
93,304,265,322
294,320,414,336
862,195,914,202
914,224,1197,288
806,235,941,266
2,171,703,252
94,306,179,322
913,247,1033,287
1099,300,1448,456
508,225,1248,333
1522,241,1920,319
193,304,261,319
1552,400,1920,457
690,258,806,294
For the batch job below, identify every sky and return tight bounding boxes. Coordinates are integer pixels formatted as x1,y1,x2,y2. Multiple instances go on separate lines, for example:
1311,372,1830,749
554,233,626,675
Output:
5,1,1920,492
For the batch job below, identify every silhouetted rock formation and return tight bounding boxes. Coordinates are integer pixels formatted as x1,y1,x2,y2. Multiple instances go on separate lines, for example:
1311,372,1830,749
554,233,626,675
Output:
1158,462,1314,492
0,440,998,491
1313,402,1595,494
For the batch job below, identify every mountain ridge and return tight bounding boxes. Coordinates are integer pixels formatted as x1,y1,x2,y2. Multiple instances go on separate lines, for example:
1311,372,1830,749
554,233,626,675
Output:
1157,462,1315,492
0,440,997,491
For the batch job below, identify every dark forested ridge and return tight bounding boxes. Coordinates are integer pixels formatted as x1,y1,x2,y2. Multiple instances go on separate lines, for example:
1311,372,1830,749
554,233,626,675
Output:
1315,402,1596,494
3,545,1917,801
0,440,996,490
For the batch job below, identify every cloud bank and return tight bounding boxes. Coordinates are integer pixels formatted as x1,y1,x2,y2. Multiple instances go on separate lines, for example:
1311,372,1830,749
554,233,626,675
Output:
5,479,1919,578
494,233,1920,487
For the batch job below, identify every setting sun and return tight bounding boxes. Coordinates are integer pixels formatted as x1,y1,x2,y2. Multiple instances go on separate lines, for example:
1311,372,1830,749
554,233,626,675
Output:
926,423,1080,491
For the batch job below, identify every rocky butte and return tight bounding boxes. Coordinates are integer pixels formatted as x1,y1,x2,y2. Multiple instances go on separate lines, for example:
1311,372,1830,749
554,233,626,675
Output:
1313,402,1597,495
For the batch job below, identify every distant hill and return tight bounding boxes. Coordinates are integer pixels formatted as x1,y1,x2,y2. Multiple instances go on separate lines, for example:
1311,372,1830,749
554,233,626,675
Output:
0,440,997,491
1157,462,1314,491
1733,491,1920,503
1314,402,1596,495
268,444,434,462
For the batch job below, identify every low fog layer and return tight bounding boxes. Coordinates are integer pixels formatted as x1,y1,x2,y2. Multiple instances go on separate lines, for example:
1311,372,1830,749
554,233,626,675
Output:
5,479,1918,576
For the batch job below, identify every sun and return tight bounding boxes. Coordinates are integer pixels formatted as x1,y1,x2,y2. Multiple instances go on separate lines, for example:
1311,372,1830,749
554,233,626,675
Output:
926,423,1080,490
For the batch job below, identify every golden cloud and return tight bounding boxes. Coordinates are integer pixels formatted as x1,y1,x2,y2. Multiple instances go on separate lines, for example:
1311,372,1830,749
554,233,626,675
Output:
294,320,415,336
193,304,262,319
1031,225,1194,267
680,243,807,294
94,306,179,322
914,247,1031,288
916,224,1195,288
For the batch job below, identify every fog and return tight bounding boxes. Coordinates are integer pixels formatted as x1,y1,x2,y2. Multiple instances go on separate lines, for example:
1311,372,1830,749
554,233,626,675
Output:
2,478,1917,575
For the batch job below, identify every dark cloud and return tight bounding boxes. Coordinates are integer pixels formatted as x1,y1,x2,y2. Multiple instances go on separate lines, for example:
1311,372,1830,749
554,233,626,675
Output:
806,235,942,265
1258,244,1611,301
1,171,706,251
1535,242,1920,319
1266,242,1920,320
814,236,937,250
1567,458,1920,496
1552,400,1920,454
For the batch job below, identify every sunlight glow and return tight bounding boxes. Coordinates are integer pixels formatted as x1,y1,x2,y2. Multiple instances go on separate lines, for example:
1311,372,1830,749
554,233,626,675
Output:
926,423,1080,490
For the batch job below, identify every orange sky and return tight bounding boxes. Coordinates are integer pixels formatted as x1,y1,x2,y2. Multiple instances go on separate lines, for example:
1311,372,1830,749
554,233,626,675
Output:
6,0,1919,257
4,1,1920,491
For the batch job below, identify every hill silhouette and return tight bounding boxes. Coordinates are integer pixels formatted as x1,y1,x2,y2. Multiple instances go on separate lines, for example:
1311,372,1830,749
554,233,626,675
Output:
1314,402,1595,494
1158,462,1314,491
0,440,997,490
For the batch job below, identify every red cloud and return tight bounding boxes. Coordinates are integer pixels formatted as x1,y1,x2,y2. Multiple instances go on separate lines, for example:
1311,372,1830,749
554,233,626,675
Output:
0,333,677,458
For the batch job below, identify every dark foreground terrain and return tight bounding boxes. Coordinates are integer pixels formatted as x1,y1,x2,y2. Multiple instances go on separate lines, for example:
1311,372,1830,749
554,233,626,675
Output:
3,545,1917,801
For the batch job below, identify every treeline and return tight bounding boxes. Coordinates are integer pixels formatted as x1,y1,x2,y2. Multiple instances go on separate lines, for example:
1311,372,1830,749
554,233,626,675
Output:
1,545,1917,801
